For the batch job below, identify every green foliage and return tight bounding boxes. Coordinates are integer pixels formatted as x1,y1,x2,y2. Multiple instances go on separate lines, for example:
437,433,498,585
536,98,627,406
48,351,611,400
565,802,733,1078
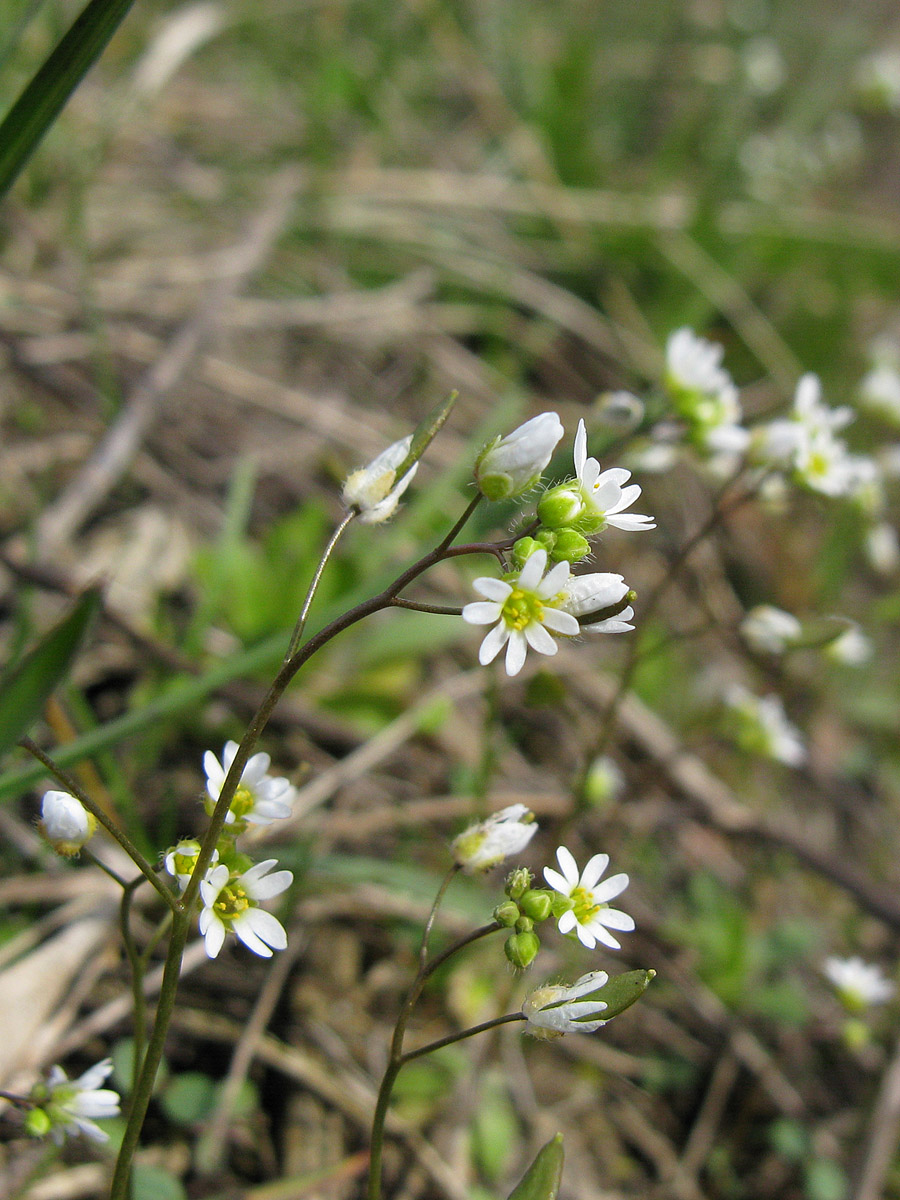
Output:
506,1134,564,1200
0,589,99,761
0,0,137,198
471,1072,520,1184
131,1163,187,1200
160,1072,217,1126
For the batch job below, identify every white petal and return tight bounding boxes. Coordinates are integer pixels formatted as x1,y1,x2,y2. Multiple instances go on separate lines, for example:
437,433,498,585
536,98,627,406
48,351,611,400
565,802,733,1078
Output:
504,629,529,676
543,868,571,894
462,601,503,626
575,923,597,948
245,868,293,901
233,917,273,957
523,621,558,655
588,923,622,950
243,907,288,950
518,548,548,591
539,560,572,597
606,513,655,531
203,916,226,959
574,419,587,477
557,909,578,934
592,871,629,902
540,608,580,635
555,845,579,886
473,577,513,602
479,621,510,664
580,853,610,889
598,907,635,931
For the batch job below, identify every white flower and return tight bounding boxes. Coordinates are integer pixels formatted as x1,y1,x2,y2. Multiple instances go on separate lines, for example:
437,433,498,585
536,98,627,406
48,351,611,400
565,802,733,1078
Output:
825,624,872,666
164,838,219,891
462,548,579,677
560,572,635,633
544,846,634,950
666,328,735,401
203,741,296,828
199,859,293,958
475,412,565,500
451,804,538,872
523,971,609,1039
571,420,656,532
740,605,802,655
342,434,417,524
860,364,900,424
724,684,806,766
33,1059,120,1145
824,956,895,1011
855,49,900,113
865,521,900,575
39,790,95,857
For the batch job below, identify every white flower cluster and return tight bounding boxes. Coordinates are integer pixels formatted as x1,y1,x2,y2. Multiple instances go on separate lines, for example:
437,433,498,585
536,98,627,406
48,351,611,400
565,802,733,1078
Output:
724,684,806,767
665,327,749,472
463,416,647,677
824,956,895,1011
164,742,297,959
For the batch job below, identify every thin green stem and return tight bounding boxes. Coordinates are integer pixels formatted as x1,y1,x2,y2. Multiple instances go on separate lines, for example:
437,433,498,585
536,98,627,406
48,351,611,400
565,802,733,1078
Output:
82,848,128,889
110,913,190,1200
140,910,174,969
119,876,147,1086
391,598,464,616
418,864,460,972
20,737,178,913
367,920,500,1200
285,510,356,661
400,1013,525,1064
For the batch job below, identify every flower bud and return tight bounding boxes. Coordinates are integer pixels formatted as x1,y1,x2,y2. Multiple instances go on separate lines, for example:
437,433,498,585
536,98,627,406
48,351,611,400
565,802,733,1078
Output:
519,888,553,922
505,930,541,969
39,790,96,857
512,536,546,568
549,528,590,563
25,1108,52,1138
515,915,534,934
505,867,533,900
493,900,521,927
537,484,584,529
475,413,564,501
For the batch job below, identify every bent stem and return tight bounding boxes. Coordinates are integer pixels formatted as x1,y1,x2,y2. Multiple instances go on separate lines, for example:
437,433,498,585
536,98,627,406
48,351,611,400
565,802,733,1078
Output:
367,920,501,1200
285,509,356,661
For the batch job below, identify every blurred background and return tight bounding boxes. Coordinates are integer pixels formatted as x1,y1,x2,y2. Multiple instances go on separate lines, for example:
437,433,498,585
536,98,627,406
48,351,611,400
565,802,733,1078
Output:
2,1,900,1198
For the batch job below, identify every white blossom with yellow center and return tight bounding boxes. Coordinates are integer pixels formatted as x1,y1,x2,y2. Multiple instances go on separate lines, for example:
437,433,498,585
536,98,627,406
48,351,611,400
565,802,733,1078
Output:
544,846,634,950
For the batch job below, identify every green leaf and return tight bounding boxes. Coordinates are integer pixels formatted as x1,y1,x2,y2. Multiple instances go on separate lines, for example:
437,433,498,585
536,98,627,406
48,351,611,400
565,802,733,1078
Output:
507,1134,564,1200
0,0,137,199
161,1073,217,1126
131,1164,187,1200
0,589,100,760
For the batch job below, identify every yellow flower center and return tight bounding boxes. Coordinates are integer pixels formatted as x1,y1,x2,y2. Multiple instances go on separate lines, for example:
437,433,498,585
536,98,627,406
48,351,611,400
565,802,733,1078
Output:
571,884,602,924
215,884,250,921
501,587,543,631
229,784,255,820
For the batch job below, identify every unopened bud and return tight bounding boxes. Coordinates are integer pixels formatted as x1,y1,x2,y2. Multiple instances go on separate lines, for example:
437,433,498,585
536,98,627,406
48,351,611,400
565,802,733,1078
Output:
494,900,521,927
519,889,553,922
505,930,541,969
515,915,534,934
505,867,533,900
537,484,584,530
475,413,564,501
25,1108,52,1138
549,528,591,563
39,790,96,857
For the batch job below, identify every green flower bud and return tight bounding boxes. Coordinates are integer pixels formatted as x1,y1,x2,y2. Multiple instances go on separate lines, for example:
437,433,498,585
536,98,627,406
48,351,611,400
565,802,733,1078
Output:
519,888,553,922
505,930,541,969
475,414,564,501
25,1108,52,1138
549,528,591,562
571,507,608,536
493,900,521,927
512,536,544,568
505,867,533,901
537,484,584,529
515,915,534,934
550,892,574,919
842,1017,871,1052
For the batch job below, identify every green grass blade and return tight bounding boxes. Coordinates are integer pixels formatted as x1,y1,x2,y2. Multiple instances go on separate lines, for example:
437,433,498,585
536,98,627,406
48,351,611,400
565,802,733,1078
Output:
0,588,101,760
0,0,137,199
507,1134,564,1200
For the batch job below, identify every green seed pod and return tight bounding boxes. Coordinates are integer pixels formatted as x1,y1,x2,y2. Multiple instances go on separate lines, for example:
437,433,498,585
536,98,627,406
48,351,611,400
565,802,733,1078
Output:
589,969,656,1019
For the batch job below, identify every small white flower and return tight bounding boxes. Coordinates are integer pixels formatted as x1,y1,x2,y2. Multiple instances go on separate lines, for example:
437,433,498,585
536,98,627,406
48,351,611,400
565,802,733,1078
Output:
451,804,538,872
475,412,565,500
342,434,418,524
664,329,750,468
462,548,579,677
572,420,656,533
740,605,802,655
560,572,635,633
666,328,735,401
199,859,293,959
825,624,872,666
33,1059,120,1145
824,956,895,1011
39,790,95,857
544,846,634,950
523,971,609,1039
860,364,900,424
164,839,219,892
203,741,296,828
724,685,806,766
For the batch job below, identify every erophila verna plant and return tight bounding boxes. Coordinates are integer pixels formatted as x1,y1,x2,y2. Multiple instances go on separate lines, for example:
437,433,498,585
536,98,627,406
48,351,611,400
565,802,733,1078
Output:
8,397,663,1199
